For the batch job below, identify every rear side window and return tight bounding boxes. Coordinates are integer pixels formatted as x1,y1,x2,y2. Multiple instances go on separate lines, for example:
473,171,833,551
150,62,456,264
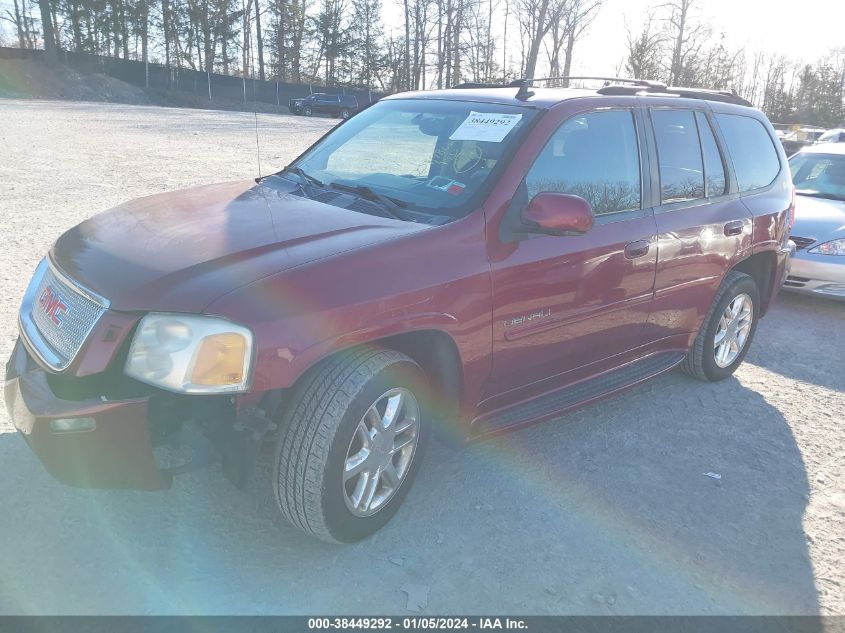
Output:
696,112,727,197
525,110,641,215
715,113,781,192
651,109,705,203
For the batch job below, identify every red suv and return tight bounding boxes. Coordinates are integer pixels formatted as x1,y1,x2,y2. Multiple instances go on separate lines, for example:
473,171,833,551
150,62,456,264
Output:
5,78,794,543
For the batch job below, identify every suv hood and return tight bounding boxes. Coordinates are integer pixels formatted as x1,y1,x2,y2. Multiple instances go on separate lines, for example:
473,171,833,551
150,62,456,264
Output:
792,194,845,242
51,179,427,313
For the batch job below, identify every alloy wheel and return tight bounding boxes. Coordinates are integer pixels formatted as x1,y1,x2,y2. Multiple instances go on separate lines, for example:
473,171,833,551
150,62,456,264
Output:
342,388,420,517
713,293,754,368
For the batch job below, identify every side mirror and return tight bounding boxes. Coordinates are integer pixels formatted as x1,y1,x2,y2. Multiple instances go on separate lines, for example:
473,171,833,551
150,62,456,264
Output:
522,192,594,235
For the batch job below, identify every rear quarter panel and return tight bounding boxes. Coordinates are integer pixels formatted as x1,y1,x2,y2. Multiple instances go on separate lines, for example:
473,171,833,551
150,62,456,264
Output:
711,103,794,312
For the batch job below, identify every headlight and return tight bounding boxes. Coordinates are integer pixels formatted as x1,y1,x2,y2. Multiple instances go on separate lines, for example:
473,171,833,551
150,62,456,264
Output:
125,314,253,393
808,239,845,256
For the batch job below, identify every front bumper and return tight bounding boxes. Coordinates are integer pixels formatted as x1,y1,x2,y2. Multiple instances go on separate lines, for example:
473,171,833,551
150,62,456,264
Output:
5,337,271,490
784,251,845,300
4,338,169,489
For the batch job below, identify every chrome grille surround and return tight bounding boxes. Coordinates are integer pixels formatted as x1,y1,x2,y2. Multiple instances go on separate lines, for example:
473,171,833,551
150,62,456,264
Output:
18,258,109,371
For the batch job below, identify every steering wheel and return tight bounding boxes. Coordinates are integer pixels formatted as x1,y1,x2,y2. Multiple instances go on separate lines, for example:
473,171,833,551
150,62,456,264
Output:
453,144,484,174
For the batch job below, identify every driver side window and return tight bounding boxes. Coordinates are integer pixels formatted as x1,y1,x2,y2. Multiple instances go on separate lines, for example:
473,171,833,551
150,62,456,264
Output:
525,110,642,215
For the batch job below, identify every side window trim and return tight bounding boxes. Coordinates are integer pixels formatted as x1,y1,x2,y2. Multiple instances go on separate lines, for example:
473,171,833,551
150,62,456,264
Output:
700,109,738,196
647,105,734,214
694,110,730,199
523,107,647,222
711,111,783,196
594,107,654,226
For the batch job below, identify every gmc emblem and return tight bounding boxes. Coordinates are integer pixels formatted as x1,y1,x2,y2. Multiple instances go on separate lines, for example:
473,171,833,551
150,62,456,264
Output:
38,286,69,326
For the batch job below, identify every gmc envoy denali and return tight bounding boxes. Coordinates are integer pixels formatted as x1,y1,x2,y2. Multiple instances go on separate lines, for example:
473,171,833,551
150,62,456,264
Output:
5,77,794,543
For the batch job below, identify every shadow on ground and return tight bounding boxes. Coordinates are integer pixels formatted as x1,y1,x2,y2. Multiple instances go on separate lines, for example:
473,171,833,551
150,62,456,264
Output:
0,365,818,615
745,292,845,392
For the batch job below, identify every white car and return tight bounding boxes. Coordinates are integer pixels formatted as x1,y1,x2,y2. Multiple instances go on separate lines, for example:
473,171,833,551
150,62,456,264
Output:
785,143,845,300
816,128,845,144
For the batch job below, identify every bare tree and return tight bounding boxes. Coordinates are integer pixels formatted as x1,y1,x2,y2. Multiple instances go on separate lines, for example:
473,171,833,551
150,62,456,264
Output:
517,0,552,79
254,0,265,79
662,0,709,85
37,0,57,60
624,13,664,81
559,0,601,84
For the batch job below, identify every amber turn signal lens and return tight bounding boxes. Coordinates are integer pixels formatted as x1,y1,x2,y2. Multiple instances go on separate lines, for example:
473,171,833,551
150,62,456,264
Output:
189,333,248,386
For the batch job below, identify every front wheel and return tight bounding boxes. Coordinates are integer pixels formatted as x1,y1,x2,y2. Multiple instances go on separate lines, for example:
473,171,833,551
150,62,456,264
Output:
303,105,313,116
273,347,428,543
340,108,352,119
682,271,760,382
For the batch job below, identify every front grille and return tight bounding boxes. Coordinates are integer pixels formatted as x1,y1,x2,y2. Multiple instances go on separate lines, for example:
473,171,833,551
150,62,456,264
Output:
791,236,817,251
22,260,108,370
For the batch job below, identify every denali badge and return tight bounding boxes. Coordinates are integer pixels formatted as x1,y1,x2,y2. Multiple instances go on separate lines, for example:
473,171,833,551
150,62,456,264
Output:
38,286,69,326
503,308,551,328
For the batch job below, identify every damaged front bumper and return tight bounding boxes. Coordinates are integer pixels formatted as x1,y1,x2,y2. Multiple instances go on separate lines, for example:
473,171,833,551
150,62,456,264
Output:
4,338,275,491
5,338,169,489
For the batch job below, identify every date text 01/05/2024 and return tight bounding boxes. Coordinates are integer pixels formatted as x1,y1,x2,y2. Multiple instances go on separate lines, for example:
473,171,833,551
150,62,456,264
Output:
307,617,528,630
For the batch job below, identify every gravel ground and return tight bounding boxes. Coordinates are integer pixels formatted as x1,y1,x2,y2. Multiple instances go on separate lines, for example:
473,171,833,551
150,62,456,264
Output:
0,99,843,616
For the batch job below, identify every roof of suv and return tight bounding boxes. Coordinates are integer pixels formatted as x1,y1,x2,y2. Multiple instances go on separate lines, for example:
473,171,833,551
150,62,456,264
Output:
385,87,598,108
385,84,755,110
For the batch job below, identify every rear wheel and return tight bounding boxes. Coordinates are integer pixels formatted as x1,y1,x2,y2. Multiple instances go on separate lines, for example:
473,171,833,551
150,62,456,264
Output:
682,271,760,382
273,347,428,543
340,108,352,119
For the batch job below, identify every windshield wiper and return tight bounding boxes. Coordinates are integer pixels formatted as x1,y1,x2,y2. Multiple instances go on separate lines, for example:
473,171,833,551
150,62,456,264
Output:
796,190,845,202
328,181,407,220
282,166,324,196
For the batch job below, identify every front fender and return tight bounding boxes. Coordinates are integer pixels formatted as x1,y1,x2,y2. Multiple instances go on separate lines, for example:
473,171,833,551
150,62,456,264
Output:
253,312,460,395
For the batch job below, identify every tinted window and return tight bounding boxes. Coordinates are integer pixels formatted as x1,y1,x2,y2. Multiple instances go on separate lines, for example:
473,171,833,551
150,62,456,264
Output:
715,113,781,192
651,109,705,203
525,110,641,215
696,111,727,196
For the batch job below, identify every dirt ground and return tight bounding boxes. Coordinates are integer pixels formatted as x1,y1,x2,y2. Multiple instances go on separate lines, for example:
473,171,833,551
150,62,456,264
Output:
0,99,843,616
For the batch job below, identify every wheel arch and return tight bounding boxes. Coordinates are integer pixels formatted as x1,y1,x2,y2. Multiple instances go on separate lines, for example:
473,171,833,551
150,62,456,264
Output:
730,250,778,316
377,329,464,414
262,328,467,441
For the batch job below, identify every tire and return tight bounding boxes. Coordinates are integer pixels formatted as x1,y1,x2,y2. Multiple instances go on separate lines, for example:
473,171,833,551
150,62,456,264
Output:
273,347,429,543
303,106,313,117
682,271,760,382
340,108,351,119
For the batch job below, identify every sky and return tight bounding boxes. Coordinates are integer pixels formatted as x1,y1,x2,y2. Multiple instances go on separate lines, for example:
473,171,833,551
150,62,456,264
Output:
1,0,841,80
573,0,842,76
380,0,843,79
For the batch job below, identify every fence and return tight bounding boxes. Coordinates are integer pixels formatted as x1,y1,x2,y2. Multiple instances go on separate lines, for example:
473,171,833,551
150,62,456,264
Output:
0,46,382,108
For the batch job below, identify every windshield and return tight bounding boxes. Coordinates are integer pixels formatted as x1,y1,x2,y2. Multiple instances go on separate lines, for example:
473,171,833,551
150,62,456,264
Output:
290,98,539,220
790,153,845,201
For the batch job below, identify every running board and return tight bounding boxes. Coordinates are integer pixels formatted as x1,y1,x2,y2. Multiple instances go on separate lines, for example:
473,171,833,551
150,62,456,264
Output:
472,351,686,437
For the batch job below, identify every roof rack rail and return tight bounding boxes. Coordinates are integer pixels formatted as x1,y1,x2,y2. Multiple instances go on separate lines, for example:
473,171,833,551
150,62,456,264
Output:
453,82,502,89
510,76,667,89
449,75,753,107
505,75,669,100
668,87,753,107
596,82,753,107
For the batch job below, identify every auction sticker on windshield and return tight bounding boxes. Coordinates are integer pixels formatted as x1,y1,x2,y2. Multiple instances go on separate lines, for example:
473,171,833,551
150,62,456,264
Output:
449,111,523,142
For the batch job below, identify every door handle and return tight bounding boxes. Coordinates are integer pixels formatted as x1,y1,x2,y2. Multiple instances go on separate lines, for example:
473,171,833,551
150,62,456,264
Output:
724,220,744,236
624,240,651,259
